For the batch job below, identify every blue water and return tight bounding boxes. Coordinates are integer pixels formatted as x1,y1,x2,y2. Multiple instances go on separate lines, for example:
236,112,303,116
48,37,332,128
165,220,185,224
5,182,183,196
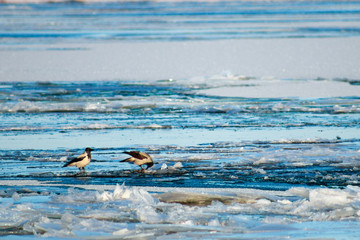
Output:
1,0,360,44
1,1,360,239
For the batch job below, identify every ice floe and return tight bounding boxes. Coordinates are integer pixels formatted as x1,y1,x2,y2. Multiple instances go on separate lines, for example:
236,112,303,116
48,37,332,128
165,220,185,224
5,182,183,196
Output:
1,183,360,238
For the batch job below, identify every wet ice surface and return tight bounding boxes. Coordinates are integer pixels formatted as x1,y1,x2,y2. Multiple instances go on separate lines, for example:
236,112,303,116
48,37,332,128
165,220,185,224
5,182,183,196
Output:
1,139,360,189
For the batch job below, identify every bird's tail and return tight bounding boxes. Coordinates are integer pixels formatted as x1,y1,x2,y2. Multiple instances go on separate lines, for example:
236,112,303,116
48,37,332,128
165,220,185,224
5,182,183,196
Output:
62,162,70,167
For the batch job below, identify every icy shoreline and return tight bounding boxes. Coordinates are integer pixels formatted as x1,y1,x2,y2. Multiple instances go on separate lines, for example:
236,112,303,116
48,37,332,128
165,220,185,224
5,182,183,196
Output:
2,37,360,82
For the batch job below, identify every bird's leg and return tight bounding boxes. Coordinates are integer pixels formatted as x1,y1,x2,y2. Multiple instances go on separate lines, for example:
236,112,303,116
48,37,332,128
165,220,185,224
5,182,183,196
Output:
75,169,82,176
137,166,145,173
75,167,86,176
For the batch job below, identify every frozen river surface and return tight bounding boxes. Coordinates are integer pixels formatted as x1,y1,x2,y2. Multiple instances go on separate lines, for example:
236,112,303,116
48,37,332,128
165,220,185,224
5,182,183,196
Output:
1,0,360,239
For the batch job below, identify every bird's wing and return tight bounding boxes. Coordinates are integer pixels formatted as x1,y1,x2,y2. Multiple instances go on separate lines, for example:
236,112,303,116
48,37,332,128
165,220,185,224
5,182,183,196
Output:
63,153,86,167
124,151,149,160
69,155,86,164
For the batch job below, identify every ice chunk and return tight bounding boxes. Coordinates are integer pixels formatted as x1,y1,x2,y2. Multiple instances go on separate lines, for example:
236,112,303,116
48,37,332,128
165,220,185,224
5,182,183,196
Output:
160,163,168,170
96,184,130,202
254,168,266,174
253,157,278,165
208,218,221,227
113,183,132,199
155,192,256,206
96,184,158,205
277,199,292,205
173,162,183,169
136,205,164,224
12,192,21,201
287,187,310,198
346,185,360,194
330,207,356,219
256,199,272,206
61,212,79,231
132,187,158,205
113,228,130,236
309,188,354,209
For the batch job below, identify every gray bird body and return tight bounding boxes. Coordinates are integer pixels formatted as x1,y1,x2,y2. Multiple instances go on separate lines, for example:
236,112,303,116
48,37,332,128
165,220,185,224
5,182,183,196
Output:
121,151,153,171
63,148,93,172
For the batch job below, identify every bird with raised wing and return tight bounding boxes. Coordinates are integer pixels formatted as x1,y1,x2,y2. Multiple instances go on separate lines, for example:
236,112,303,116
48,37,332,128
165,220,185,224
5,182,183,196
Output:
121,151,153,172
63,148,94,173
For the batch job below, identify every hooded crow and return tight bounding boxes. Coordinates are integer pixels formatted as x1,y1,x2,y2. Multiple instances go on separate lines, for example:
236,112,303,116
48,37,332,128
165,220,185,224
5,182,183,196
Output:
63,148,94,172
121,151,153,172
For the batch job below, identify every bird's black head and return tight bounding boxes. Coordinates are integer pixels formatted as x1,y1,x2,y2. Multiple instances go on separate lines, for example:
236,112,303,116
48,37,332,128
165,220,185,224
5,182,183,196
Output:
146,162,154,169
85,148,94,152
